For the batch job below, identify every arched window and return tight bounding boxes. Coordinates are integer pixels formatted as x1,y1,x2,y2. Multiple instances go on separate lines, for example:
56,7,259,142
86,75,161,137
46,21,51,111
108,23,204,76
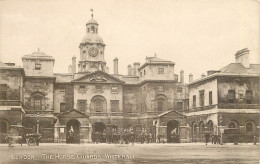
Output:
246,123,253,133
228,122,236,128
91,26,95,33
155,94,167,112
90,95,107,113
207,120,213,133
30,92,45,110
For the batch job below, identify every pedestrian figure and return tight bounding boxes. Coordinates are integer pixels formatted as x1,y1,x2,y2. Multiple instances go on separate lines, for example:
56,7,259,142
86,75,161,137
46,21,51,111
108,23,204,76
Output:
204,133,210,145
254,136,257,145
157,134,161,143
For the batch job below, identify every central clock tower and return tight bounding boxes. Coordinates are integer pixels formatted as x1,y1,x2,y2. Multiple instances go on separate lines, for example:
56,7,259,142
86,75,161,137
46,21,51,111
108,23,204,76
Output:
78,13,107,73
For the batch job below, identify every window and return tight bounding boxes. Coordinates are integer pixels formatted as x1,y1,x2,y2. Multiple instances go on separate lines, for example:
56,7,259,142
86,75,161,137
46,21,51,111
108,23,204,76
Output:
246,123,253,133
246,90,253,104
0,84,7,100
126,104,132,113
158,68,164,74
199,90,204,107
35,63,41,70
35,82,41,88
95,100,102,112
110,100,119,112
228,90,235,103
78,100,86,112
60,88,66,95
34,98,42,110
209,91,212,105
144,70,146,75
228,122,236,128
193,124,197,135
177,102,183,110
60,103,66,112
192,95,196,107
111,86,118,94
177,87,182,93
96,85,102,92
140,72,142,77
158,85,164,92
79,85,86,92
158,100,164,111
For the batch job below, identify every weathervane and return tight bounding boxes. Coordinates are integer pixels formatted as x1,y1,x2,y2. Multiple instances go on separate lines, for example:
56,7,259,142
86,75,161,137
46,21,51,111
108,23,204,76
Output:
90,8,93,18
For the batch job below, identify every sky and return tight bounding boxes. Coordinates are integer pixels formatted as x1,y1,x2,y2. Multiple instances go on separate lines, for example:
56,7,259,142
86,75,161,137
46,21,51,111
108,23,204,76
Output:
0,0,259,82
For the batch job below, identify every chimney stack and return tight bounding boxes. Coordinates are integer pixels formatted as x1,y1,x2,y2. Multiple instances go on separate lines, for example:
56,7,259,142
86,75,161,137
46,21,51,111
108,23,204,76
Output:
180,70,184,84
72,56,76,74
113,58,118,75
128,64,133,75
201,73,206,78
189,73,193,83
235,48,250,68
133,62,140,76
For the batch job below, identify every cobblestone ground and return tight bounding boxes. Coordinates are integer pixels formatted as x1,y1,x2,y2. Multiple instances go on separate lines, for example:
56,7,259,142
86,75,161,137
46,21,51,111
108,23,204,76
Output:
0,143,259,164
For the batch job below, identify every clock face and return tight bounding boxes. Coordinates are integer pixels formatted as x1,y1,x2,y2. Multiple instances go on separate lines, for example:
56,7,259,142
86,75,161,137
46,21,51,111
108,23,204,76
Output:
88,47,98,57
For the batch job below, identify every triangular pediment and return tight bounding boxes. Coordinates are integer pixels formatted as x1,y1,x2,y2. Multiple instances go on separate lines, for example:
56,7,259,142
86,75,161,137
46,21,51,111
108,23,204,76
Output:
57,109,89,118
157,110,186,119
73,71,125,84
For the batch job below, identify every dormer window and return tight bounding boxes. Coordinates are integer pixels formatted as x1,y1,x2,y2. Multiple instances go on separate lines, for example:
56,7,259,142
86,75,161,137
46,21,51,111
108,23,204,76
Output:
35,63,41,70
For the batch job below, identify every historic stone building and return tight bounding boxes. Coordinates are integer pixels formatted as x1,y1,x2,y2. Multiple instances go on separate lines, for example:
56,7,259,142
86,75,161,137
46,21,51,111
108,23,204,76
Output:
186,48,260,143
0,15,259,144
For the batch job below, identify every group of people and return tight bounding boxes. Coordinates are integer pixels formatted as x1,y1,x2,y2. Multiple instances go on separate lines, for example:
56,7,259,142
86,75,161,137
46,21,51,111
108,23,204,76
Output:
92,128,156,144
204,133,221,145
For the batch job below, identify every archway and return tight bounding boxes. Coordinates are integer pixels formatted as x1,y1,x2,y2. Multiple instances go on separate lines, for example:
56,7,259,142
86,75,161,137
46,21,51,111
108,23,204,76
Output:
92,122,106,143
0,120,8,134
167,120,180,143
66,119,80,144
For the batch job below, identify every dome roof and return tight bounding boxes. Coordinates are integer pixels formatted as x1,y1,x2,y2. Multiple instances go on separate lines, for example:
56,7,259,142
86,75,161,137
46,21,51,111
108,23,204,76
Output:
81,33,104,45
86,18,98,25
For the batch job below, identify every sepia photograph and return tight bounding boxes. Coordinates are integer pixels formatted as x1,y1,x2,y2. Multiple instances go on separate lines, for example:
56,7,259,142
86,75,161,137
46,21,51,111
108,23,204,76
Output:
0,0,259,163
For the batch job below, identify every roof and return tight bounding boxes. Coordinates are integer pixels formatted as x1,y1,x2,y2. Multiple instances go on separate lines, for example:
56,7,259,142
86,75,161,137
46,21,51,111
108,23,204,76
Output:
139,56,175,70
189,63,260,86
0,61,22,69
119,75,140,85
81,33,104,45
54,73,74,83
22,51,55,61
86,18,98,25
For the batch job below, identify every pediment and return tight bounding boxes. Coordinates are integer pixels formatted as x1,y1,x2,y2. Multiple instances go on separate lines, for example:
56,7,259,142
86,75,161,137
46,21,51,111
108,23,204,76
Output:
57,109,89,118
73,71,124,84
157,110,186,119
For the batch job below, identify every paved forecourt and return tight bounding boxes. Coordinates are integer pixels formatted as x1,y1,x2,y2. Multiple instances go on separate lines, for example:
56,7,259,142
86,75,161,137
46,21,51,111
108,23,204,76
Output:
0,143,259,164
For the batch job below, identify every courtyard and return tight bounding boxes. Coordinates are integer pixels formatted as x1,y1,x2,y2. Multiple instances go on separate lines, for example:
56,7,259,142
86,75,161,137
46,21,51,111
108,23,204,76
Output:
0,143,259,164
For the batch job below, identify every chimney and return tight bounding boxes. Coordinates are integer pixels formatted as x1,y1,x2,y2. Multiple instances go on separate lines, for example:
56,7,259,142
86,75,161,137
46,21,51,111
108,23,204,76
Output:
113,57,118,75
235,48,250,68
180,70,184,84
189,73,193,83
133,62,140,76
128,64,133,75
68,64,72,73
201,73,206,78
174,74,179,82
72,56,76,74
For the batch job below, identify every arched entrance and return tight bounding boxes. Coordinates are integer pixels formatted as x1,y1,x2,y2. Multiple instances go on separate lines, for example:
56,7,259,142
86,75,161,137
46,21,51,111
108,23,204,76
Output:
0,120,8,134
66,119,80,144
92,122,106,143
167,120,180,143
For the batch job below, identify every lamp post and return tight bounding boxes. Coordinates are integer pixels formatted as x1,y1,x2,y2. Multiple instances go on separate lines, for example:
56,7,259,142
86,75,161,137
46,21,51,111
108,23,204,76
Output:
36,112,40,134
